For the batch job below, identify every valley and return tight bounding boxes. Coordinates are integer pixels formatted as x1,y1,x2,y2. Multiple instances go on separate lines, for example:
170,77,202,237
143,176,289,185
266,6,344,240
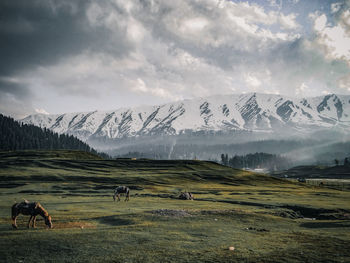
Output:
0,150,349,262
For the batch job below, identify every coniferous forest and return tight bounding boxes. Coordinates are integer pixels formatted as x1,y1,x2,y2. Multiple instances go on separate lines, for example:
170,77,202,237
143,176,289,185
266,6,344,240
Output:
0,114,108,158
221,152,290,171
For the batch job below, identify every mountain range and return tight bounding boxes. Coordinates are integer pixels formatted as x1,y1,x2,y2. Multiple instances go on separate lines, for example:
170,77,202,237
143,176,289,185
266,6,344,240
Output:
21,93,350,144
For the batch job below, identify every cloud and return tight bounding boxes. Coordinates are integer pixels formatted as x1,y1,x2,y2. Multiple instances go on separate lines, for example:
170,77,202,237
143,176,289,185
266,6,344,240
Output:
0,0,350,118
295,82,308,96
279,13,300,30
337,73,350,91
331,2,343,14
311,9,350,64
35,108,49,115
0,77,34,118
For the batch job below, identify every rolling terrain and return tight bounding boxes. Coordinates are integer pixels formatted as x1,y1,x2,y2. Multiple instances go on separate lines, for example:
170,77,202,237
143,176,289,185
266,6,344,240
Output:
0,151,350,262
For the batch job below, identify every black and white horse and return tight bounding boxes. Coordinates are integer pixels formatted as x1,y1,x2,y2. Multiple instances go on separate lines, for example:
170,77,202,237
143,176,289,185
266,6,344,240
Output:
179,192,194,200
113,186,130,201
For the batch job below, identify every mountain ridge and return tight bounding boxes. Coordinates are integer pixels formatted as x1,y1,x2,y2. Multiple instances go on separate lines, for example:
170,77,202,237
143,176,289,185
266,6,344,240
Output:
21,93,350,143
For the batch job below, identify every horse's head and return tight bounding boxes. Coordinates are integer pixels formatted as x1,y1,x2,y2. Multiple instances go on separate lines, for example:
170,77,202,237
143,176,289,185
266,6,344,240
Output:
45,215,53,229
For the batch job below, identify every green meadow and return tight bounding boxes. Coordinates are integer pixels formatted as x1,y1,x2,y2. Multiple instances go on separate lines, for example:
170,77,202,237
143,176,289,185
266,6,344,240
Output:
0,150,349,262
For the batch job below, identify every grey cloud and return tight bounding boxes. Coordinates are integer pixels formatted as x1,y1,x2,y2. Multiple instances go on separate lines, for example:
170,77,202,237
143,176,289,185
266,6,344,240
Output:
0,0,133,77
1,0,349,118
0,78,34,118
0,78,32,98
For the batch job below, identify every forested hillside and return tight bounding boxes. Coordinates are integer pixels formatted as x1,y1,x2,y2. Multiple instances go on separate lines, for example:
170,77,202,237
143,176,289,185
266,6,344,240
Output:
0,114,108,158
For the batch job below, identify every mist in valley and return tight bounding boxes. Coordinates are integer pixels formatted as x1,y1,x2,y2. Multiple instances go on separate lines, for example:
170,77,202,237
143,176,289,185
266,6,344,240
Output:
87,129,350,171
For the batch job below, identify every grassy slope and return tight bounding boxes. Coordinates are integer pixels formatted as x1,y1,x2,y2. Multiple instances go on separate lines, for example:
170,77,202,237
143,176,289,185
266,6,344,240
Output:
0,150,349,263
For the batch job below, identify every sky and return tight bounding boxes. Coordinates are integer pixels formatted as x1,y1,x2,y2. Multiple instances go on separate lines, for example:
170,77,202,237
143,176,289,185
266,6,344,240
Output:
0,0,350,118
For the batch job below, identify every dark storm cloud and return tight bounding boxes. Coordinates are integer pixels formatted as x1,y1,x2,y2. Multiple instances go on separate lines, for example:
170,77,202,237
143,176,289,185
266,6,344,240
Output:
0,77,34,118
0,0,132,77
0,78,31,98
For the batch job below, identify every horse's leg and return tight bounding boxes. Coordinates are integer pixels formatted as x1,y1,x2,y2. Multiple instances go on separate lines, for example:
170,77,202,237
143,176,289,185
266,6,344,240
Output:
11,205,19,229
32,216,37,228
12,215,18,229
27,216,33,228
117,194,121,201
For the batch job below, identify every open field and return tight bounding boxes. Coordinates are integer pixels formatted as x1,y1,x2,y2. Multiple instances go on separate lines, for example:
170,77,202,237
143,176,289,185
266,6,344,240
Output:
0,151,350,262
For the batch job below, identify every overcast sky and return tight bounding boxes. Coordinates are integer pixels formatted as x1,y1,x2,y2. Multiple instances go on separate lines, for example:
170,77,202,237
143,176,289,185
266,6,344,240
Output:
1,0,350,118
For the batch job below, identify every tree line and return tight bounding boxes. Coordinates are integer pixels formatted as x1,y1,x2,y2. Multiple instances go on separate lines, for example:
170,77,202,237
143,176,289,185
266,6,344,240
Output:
0,114,109,158
221,152,290,171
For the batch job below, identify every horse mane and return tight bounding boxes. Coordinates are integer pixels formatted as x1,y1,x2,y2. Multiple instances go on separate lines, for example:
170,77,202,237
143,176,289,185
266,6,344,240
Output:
36,203,49,218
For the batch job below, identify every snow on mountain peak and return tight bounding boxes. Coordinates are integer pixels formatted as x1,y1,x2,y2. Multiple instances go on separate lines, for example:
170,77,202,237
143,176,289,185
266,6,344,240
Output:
20,93,350,141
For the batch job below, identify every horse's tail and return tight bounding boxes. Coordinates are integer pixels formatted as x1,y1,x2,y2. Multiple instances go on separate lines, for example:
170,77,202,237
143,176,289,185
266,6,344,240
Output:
11,203,18,219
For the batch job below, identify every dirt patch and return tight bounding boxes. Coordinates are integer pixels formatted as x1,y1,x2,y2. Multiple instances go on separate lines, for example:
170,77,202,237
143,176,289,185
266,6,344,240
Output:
53,221,96,229
150,209,192,217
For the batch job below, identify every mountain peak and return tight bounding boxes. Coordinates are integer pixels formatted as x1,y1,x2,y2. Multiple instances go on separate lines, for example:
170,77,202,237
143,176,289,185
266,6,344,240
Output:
21,93,350,142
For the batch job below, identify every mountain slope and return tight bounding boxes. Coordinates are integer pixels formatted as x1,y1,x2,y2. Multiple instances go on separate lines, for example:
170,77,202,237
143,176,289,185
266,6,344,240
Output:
21,93,350,142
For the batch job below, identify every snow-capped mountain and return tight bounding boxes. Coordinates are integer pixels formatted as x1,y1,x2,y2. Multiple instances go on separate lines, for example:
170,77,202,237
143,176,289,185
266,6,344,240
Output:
21,93,350,142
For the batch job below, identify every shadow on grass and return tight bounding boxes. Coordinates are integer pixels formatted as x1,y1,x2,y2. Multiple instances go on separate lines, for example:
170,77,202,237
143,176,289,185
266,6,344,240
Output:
0,183,27,188
94,216,134,226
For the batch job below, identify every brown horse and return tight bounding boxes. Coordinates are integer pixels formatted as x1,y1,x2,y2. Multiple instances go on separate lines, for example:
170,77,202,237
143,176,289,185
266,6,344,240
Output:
11,200,52,229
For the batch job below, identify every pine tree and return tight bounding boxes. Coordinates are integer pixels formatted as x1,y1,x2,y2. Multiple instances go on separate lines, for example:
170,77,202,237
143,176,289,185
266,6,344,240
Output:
0,114,109,158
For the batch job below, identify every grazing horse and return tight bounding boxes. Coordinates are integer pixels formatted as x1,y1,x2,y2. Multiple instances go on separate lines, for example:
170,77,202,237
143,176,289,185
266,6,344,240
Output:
113,186,130,201
11,200,52,229
179,192,194,200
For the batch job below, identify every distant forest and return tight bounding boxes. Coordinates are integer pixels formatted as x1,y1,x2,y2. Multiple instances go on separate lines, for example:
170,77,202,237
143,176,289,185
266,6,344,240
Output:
0,114,109,158
220,152,290,171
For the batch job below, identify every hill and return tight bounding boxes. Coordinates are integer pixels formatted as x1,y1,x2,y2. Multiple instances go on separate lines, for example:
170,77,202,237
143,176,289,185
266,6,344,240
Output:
0,150,349,262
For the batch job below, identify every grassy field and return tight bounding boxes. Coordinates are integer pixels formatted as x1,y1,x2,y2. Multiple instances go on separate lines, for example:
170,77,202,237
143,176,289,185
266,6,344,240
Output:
0,150,350,263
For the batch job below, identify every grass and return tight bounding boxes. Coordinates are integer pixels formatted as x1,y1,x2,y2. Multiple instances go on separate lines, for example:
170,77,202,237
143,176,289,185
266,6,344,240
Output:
0,150,350,262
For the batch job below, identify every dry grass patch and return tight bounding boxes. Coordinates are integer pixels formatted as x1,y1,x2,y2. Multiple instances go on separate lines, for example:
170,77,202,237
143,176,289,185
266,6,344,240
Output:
53,221,96,229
